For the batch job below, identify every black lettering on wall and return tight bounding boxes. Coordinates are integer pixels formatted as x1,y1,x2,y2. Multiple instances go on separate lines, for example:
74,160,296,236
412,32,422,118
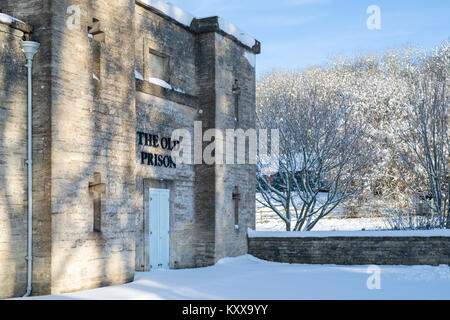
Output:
137,131,180,169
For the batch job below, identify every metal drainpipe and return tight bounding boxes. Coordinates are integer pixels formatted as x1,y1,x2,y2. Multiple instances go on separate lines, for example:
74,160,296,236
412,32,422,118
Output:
20,40,40,297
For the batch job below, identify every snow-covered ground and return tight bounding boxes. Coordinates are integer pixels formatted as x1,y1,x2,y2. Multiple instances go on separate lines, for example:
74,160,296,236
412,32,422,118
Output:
19,255,450,300
256,193,389,231
249,229,450,238
257,214,388,231
255,192,389,232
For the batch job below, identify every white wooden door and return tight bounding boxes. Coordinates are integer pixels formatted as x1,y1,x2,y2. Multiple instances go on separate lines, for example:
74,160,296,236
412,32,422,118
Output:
149,188,170,270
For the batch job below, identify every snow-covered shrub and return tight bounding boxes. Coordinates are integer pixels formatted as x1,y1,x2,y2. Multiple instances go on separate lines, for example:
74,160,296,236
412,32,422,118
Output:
256,41,449,229
383,208,444,230
256,70,371,231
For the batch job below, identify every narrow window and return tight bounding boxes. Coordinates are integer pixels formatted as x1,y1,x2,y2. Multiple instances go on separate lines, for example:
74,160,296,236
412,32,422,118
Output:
88,18,105,82
232,186,241,230
89,172,106,232
232,79,241,122
148,49,169,82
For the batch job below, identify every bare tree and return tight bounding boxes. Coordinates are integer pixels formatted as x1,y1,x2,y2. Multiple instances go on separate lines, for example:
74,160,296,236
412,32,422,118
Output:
256,43,449,231
257,75,370,231
256,88,296,231
394,46,449,228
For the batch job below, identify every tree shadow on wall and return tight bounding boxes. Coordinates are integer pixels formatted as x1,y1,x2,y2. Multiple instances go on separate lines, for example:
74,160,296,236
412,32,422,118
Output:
0,23,29,299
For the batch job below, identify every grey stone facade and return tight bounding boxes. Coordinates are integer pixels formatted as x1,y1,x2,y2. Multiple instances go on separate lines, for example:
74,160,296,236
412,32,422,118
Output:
248,235,450,266
0,0,259,298
0,17,30,299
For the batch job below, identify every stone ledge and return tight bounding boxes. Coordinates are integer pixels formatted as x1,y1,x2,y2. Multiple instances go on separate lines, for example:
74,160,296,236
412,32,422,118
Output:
0,13,33,34
136,79,198,108
250,236,450,241
248,229,450,238
191,17,261,54
135,1,260,54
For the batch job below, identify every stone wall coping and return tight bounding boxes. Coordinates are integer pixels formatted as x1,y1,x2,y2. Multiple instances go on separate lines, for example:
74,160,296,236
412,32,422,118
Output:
136,0,195,27
136,79,198,108
248,228,450,238
135,0,261,54
191,17,261,54
0,13,32,34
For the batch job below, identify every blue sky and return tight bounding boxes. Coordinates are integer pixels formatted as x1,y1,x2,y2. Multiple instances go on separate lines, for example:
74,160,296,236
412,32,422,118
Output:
169,0,450,76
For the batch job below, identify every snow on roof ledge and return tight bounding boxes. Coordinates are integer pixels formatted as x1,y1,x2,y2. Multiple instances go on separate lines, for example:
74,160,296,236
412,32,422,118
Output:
0,13,32,33
217,17,257,49
248,228,450,238
137,0,195,27
136,0,260,53
0,13,24,25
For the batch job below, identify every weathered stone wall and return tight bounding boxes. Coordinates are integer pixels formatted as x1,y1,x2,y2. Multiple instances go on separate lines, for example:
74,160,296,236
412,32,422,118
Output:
192,29,258,266
2,0,54,296
47,0,137,294
2,0,137,297
193,31,218,267
134,5,200,270
213,32,257,262
135,3,196,96
135,11,258,268
0,20,28,299
1,0,260,298
248,235,450,265
135,92,198,270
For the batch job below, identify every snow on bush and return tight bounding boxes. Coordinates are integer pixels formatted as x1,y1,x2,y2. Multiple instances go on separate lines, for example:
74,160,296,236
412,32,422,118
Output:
256,42,450,230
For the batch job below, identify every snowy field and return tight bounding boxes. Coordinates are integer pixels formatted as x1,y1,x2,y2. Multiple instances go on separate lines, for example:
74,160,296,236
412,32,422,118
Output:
256,215,388,231
19,255,450,300
255,193,390,232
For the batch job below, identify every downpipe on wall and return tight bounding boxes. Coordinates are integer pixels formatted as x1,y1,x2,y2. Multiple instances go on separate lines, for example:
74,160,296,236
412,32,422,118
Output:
20,40,40,297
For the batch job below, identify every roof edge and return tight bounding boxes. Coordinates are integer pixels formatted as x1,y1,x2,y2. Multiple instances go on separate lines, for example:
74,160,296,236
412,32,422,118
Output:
135,0,260,54
0,13,33,34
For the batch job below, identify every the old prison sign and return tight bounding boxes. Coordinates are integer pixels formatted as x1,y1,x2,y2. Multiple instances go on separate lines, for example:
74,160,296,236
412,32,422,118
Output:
137,131,179,168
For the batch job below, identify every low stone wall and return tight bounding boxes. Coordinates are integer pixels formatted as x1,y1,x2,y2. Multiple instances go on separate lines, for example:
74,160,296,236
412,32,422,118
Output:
248,230,450,266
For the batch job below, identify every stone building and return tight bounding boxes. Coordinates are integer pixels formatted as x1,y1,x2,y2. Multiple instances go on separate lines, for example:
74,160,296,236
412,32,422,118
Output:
0,0,260,298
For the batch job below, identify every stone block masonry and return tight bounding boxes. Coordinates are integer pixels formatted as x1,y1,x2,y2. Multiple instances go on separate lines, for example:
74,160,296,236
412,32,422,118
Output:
248,230,450,266
0,16,30,300
0,0,260,298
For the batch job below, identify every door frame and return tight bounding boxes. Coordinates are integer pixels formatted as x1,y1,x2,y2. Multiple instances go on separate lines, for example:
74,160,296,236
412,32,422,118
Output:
148,188,170,270
142,179,173,271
